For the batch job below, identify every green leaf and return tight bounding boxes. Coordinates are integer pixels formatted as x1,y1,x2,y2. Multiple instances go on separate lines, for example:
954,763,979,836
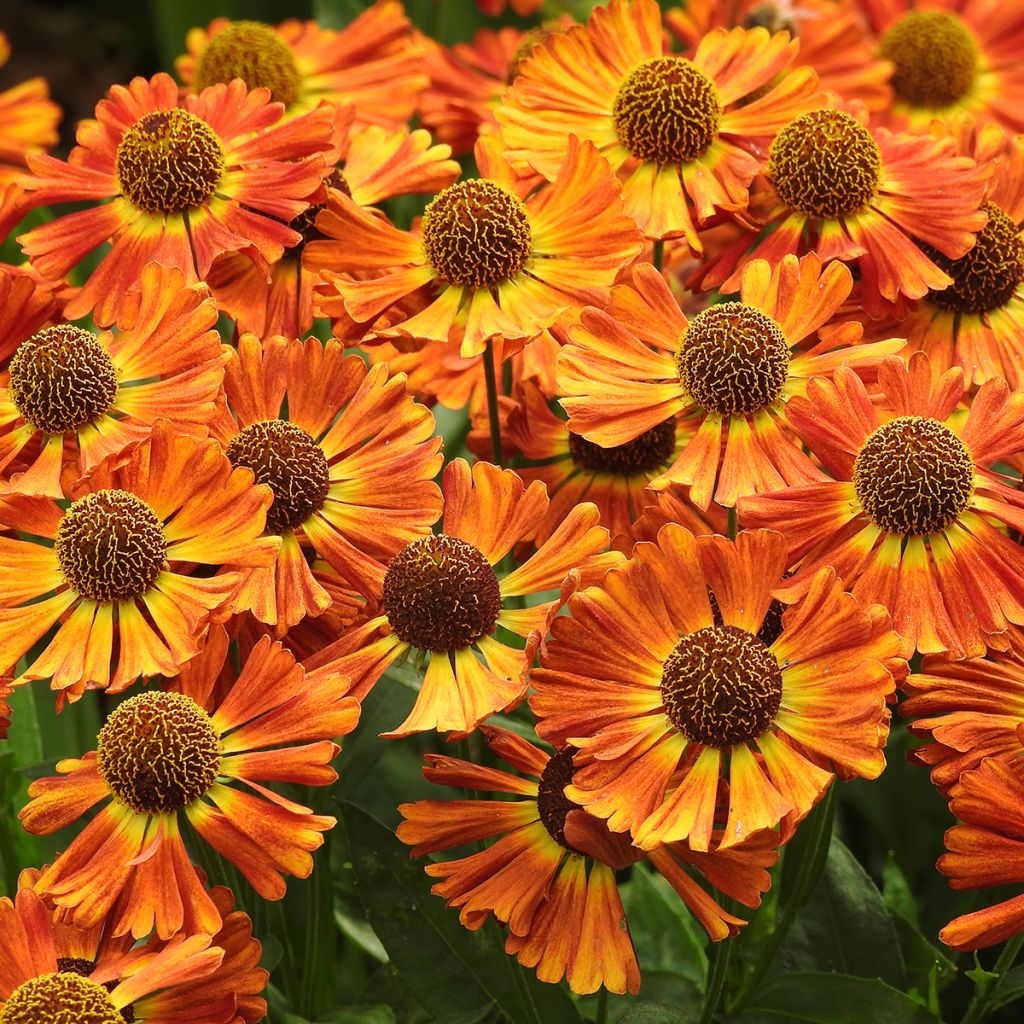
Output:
616,1003,693,1023
282,1007,397,1024
990,963,1024,1010
731,972,941,1024
342,803,583,1024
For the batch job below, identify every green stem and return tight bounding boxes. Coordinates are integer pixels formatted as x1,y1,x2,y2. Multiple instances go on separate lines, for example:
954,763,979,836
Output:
961,934,1024,1024
652,239,664,272
700,932,734,1024
596,987,609,1024
729,785,835,1013
727,506,738,540
482,339,505,467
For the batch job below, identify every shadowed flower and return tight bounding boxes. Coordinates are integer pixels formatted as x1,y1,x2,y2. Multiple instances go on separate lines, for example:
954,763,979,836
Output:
0,31,60,190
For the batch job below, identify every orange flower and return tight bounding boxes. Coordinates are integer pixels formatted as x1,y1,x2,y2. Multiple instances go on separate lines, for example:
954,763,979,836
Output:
937,758,1024,951
398,726,777,994
695,101,990,317
902,626,1024,792
0,420,279,699
860,0,1024,133
303,459,617,737
306,133,644,356
0,264,61,364
209,334,442,631
177,4,427,130
476,0,544,15
17,73,333,327
0,263,225,498
740,352,1024,659
0,31,61,188
665,0,893,112
558,253,904,510
20,626,358,939
889,120,1024,389
208,108,459,338
496,0,821,245
531,526,902,852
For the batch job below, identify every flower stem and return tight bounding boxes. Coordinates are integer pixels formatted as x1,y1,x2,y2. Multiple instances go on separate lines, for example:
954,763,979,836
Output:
729,784,836,1013
961,934,1024,1024
652,239,664,272
727,506,738,540
482,339,505,467
699,931,734,1024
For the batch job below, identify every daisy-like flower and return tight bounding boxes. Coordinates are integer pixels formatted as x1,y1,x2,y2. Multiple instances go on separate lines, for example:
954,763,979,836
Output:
302,459,617,737
892,120,1024,389
861,0,1024,133
210,333,442,632
695,101,990,317
740,352,1024,659
558,253,904,510
0,262,225,497
20,625,358,939
16,73,333,327
0,420,279,698
398,725,778,994
4,870,267,1022
531,526,902,852
0,31,61,188
665,0,893,112
936,758,1024,951
208,110,459,338
0,264,61,364
305,133,644,357
901,626,1024,792
0,885,258,1024
176,4,427,130
496,0,821,246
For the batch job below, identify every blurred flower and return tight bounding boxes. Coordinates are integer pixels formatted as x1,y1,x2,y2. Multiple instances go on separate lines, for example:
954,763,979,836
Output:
0,31,61,189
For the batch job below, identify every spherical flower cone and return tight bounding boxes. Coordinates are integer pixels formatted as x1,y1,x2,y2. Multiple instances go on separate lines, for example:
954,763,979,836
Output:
302,458,620,738
859,0,1024,133
531,526,903,853
305,133,644,357
177,3,427,130
397,725,778,994
0,420,280,698
20,625,358,940
496,0,823,246
740,351,1024,659
16,73,334,326
558,252,905,511
0,262,226,498
0,31,61,188
209,333,443,632
695,100,990,317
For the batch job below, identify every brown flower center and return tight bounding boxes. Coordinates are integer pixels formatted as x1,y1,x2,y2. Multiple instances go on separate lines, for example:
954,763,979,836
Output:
8,325,117,434
97,691,221,815
507,22,564,81
382,534,502,652
421,180,532,288
116,108,225,215
0,973,122,1024
927,202,1024,315
225,419,330,534
745,3,796,33
768,109,881,218
568,419,677,476
193,20,302,106
676,302,790,414
54,960,134,1023
285,169,351,256
536,746,582,852
854,416,974,536
55,490,167,603
880,11,978,109
661,625,783,747
613,56,721,165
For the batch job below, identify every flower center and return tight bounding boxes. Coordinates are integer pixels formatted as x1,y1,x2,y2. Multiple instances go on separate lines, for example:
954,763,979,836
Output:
8,325,118,434
879,11,978,109
768,109,881,218
193,20,302,106
55,490,167,603
854,416,974,536
744,3,796,33
568,419,677,476
285,169,351,256
613,56,721,165
536,747,582,852
507,23,563,81
54,961,133,1023
116,108,225,215
927,202,1024,314
0,972,122,1024
676,302,790,415
382,534,502,652
225,419,330,534
97,691,221,815
661,625,783,748
421,180,532,288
